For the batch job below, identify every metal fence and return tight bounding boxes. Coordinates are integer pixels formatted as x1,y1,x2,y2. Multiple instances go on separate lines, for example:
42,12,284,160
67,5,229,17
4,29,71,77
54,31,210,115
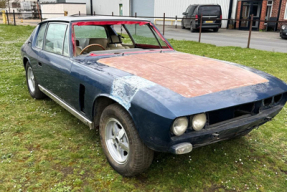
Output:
1,10,286,49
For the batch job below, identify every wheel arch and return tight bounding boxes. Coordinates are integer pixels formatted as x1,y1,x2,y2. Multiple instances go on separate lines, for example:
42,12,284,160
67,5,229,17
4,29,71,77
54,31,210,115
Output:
92,95,135,129
23,56,30,70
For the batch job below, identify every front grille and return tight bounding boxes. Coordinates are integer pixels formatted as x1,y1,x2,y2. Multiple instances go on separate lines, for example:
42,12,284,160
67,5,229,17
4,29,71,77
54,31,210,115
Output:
207,102,257,126
205,93,285,128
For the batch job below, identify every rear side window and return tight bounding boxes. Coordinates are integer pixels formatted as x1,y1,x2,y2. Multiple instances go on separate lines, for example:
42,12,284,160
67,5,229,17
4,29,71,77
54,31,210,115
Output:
199,6,221,16
186,5,191,13
35,23,47,49
44,23,68,55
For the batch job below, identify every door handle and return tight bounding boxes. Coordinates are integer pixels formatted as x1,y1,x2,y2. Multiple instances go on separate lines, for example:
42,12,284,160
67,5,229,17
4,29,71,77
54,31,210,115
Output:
38,62,42,66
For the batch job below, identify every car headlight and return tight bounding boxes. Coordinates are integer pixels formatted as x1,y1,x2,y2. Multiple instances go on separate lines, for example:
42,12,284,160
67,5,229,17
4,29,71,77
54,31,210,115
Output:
282,25,286,30
191,113,207,131
171,117,188,136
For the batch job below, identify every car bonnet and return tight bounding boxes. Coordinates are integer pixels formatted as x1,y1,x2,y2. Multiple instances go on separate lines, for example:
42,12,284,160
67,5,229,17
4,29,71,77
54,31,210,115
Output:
97,52,268,98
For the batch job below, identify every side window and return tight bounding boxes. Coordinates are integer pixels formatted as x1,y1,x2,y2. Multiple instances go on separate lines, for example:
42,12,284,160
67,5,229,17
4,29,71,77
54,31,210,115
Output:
63,30,69,57
188,6,193,15
44,23,67,55
189,6,196,16
186,6,191,13
35,23,47,49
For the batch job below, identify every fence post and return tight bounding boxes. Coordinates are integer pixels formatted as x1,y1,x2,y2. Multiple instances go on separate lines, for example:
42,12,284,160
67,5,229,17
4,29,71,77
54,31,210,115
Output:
175,15,177,28
198,14,203,43
112,12,114,16
163,13,165,35
79,11,80,16
247,14,253,48
94,11,95,16
135,12,137,35
13,10,16,26
6,11,9,25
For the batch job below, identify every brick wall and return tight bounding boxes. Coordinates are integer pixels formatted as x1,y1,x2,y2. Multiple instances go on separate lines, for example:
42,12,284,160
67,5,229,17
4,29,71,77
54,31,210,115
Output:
236,1,241,29
235,0,287,30
271,0,287,29
259,0,267,30
278,0,287,28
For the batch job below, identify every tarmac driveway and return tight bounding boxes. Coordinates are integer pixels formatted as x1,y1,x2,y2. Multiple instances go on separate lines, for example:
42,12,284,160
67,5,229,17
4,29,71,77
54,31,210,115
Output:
161,26,287,53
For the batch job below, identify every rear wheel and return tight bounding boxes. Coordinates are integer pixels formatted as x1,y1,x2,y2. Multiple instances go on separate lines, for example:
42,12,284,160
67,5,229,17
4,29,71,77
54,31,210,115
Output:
99,103,154,176
25,62,45,99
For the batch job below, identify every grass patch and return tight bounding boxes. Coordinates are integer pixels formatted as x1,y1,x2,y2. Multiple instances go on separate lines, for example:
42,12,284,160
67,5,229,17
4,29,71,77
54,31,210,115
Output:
0,24,287,191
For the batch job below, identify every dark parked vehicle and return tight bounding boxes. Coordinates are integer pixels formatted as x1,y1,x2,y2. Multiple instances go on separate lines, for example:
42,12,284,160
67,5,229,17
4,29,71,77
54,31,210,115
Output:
182,4,222,32
280,25,287,39
21,16,287,176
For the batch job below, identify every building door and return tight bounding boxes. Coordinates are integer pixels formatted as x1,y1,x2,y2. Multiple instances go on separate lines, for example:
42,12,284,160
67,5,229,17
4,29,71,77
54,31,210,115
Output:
119,4,123,16
131,0,154,21
239,1,262,30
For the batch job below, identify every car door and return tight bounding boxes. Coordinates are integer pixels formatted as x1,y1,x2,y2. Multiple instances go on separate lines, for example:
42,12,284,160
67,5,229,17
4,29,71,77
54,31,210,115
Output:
30,23,47,85
189,6,198,28
186,5,196,28
38,22,74,103
183,6,191,27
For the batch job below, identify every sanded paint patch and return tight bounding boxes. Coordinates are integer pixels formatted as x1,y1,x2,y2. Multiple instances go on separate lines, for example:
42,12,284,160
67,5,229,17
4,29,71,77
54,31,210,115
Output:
99,52,269,98
111,76,155,109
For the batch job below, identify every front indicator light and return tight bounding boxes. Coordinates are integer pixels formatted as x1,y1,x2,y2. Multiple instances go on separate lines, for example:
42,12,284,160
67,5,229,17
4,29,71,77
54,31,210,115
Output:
172,117,188,136
192,113,207,131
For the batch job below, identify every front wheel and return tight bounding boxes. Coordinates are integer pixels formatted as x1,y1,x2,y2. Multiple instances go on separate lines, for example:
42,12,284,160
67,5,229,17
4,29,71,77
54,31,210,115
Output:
99,104,154,176
25,62,45,99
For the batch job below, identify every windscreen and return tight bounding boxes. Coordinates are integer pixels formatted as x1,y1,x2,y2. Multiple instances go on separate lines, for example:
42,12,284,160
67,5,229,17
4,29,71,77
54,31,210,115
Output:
199,6,221,16
124,24,168,47
72,21,171,56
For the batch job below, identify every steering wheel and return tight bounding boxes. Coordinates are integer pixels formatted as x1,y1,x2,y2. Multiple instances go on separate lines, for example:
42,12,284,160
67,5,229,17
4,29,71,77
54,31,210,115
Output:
80,44,106,55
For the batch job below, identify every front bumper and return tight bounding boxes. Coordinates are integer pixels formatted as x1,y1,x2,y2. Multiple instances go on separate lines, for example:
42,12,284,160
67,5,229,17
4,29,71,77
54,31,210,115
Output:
169,104,283,154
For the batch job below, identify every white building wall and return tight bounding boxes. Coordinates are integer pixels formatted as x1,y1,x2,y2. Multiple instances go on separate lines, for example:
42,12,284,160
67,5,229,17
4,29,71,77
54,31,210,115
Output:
231,0,237,19
41,3,86,18
154,0,237,28
93,0,130,16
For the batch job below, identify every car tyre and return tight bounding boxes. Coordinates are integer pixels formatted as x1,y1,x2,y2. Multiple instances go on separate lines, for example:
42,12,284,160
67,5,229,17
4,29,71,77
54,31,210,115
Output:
25,62,46,99
99,103,154,176
213,28,219,32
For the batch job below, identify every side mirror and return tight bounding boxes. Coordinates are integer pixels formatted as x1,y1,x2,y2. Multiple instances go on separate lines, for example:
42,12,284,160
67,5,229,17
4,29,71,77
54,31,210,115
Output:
183,12,187,15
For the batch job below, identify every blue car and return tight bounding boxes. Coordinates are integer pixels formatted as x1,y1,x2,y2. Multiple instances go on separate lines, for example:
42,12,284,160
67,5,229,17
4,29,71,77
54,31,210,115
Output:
21,16,287,176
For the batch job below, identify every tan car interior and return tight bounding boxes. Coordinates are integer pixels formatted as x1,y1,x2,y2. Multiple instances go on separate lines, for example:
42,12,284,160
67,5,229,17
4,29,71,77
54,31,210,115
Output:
75,35,132,56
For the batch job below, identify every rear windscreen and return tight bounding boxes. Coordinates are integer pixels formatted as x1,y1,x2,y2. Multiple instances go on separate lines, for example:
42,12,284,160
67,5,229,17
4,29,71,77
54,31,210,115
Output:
199,6,221,16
